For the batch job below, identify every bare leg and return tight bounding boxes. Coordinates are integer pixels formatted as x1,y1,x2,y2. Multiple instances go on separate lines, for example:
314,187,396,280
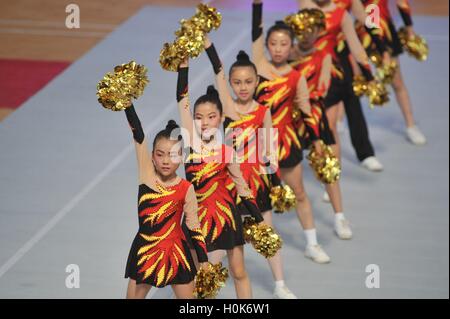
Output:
261,210,284,281
227,246,252,299
391,59,416,128
126,279,137,299
172,282,195,299
325,182,343,214
337,101,345,124
208,249,227,264
326,104,341,160
134,283,152,299
280,163,315,230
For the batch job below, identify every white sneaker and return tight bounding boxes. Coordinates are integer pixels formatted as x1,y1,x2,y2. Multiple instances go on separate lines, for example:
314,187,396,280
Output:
273,285,298,299
304,245,331,264
334,219,353,240
361,156,384,172
406,126,426,145
322,191,330,203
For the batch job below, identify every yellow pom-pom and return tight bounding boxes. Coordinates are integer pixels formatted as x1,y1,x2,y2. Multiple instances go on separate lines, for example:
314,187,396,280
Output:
307,140,341,184
270,185,296,213
96,61,149,111
159,4,222,71
243,217,283,259
398,27,429,62
366,80,390,107
285,8,325,40
194,262,228,299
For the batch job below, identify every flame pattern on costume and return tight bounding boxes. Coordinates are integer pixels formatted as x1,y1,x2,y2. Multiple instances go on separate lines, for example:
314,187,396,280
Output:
291,53,336,147
185,144,245,251
358,0,412,57
125,180,202,287
224,104,273,213
255,70,304,168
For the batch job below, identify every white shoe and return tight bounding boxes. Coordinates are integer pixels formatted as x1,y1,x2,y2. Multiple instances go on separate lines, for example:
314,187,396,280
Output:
304,245,331,264
406,126,427,145
322,191,330,203
361,156,384,172
334,219,353,240
273,285,298,299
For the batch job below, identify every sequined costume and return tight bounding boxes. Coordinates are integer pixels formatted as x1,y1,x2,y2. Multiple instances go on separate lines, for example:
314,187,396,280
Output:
176,66,263,252
123,105,208,287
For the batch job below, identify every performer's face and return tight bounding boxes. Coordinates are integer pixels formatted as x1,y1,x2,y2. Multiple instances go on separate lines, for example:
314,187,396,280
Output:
298,27,321,51
267,31,293,65
229,67,259,103
152,139,182,177
194,102,223,141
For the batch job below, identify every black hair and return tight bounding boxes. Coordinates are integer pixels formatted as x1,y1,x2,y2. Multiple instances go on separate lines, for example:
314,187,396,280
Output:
229,50,258,78
265,20,295,46
193,85,223,115
152,120,182,150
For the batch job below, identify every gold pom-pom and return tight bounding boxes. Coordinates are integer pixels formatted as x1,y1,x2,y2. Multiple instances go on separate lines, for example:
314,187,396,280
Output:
366,80,390,107
398,27,429,62
368,52,398,84
353,75,389,108
96,61,149,111
159,4,222,71
243,217,283,259
194,3,222,33
353,75,368,97
376,59,398,84
307,140,341,184
285,8,325,40
194,262,228,299
270,185,296,213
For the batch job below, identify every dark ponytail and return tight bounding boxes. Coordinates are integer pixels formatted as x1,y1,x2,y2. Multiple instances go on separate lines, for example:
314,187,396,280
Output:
265,20,295,46
229,50,258,77
193,85,223,115
153,119,182,150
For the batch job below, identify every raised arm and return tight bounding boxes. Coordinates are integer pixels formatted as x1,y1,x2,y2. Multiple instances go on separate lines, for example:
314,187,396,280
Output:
177,60,197,147
252,0,269,68
124,104,155,184
183,184,208,263
204,37,240,120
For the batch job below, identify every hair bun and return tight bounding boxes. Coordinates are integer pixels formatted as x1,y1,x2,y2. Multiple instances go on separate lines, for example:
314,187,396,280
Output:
236,50,250,62
275,20,287,26
166,119,179,131
206,85,219,98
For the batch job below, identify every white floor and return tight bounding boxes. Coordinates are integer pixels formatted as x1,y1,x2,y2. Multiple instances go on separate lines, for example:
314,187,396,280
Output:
0,6,448,299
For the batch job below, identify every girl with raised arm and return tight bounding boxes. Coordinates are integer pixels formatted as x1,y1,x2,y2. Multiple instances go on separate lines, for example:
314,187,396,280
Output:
175,58,263,299
203,35,297,298
123,103,208,299
252,0,331,264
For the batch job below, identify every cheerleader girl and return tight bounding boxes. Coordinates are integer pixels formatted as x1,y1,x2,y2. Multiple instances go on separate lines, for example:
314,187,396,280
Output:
252,0,331,264
123,102,209,299
360,0,426,145
175,57,264,299
203,35,297,298
287,7,354,240
297,0,385,173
